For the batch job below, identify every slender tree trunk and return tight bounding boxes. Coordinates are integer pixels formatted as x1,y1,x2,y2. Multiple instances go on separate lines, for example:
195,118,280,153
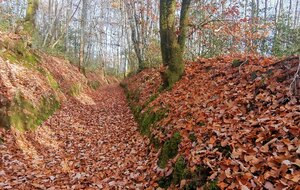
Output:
79,0,88,72
261,0,268,54
295,0,299,28
65,0,71,53
125,2,145,71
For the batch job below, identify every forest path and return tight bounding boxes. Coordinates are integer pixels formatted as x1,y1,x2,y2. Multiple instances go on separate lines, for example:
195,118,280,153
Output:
0,84,156,189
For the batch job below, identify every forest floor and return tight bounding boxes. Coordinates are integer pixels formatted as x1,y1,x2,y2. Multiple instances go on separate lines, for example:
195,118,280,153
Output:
0,85,157,189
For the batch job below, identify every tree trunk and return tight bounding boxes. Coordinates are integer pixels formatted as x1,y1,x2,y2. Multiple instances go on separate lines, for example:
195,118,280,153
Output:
295,0,299,28
25,0,39,32
79,0,88,72
160,0,191,88
125,2,145,71
178,0,191,52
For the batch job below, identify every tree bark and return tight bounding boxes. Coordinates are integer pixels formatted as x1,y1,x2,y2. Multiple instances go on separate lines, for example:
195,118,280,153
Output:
126,2,145,71
79,0,88,72
178,0,191,52
160,0,191,87
25,0,39,32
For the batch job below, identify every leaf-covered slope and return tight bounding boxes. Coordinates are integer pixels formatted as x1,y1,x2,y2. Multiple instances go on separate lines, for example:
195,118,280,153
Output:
0,32,110,130
123,55,300,189
0,34,62,130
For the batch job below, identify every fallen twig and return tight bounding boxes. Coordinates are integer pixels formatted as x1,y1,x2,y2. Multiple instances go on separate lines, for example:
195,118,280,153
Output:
289,56,300,96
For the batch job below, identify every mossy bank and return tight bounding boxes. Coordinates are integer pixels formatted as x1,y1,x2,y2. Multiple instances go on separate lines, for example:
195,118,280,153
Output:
121,72,221,189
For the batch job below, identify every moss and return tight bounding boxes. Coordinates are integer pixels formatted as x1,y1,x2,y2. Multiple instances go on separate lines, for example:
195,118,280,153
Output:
266,69,273,77
203,180,220,190
158,85,165,93
138,108,167,136
184,165,214,190
13,41,27,57
37,96,60,123
0,20,10,31
68,83,83,96
132,105,143,120
24,0,39,30
158,156,188,188
45,72,60,90
24,53,38,65
157,175,173,188
144,93,158,108
0,51,18,63
158,161,220,189
215,144,232,158
131,89,141,102
196,121,206,127
173,156,188,185
88,80,101,90
158,132,182,168
0,40,39,69
121,83,167,136
184,180,220,190
188,132,197,142
164,51,184,88
150,135,161,150
9,93,60,131
123,86,140,103
231,59,243,67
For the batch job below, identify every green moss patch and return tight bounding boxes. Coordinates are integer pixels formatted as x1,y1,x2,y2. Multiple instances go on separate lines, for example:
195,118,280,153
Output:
143,93,159,108
138,108,167,136
173,156,189,185
158,159,220,190
68,83,83,96
0,51,18,63
88,80,101,90
0,47,39,69
46,72,60,90
150,135,161,149
0,36,40,69
158,156,188,187
188,132,197,142
157,174,173,188
231,59,249,68
121,82,167,137
231,59,243,67
185,165,212,189
158,132,182,168
9,93,60,131
215,144,232,158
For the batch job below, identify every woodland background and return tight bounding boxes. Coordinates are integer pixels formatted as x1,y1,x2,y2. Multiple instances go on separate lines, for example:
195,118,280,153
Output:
0,0,299,76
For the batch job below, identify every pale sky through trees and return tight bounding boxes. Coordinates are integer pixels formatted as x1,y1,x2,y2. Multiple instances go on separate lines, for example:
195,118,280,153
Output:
0,0,299,74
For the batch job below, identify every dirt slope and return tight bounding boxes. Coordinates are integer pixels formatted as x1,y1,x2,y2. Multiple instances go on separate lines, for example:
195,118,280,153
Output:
0,32,111,130
123,55,300,189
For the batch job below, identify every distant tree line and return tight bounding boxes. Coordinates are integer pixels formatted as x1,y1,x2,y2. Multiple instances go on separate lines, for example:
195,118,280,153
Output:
0,0,299,77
